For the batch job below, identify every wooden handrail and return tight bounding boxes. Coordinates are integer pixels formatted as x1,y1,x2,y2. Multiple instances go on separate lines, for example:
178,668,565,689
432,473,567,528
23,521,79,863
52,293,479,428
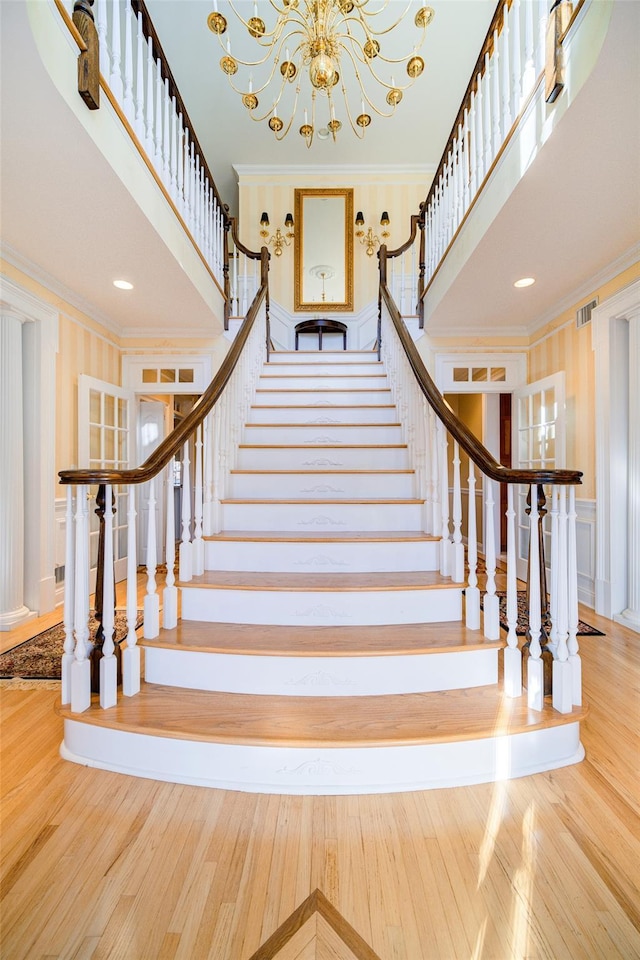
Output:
59,248,269,486
129,0,228,219
379,246,582,487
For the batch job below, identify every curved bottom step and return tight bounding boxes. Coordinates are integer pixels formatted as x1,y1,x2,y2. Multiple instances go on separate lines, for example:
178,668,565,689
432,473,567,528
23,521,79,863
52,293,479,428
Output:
58,686,587,795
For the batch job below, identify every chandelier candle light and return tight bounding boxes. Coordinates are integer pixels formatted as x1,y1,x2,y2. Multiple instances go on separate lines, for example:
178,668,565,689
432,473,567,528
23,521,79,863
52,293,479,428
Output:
260,211,295,255
355,209,390,255
208,1,435,146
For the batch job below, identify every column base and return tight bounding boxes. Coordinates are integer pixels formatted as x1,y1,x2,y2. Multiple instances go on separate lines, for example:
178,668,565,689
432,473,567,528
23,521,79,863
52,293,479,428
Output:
0,605,37,632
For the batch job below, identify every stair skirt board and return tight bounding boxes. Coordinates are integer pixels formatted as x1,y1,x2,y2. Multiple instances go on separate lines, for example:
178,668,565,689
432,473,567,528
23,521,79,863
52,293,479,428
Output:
60,720,585,795
203,537,440,572
180,585,462,625
143,646,499,696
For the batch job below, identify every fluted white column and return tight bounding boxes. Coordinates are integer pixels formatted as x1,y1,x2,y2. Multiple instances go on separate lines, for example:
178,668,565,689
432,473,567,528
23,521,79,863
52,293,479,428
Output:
0,312,35,630
620,314,640,630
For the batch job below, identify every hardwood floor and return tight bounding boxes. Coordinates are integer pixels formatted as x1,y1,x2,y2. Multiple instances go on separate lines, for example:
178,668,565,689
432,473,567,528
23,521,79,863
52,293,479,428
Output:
1,605,639,958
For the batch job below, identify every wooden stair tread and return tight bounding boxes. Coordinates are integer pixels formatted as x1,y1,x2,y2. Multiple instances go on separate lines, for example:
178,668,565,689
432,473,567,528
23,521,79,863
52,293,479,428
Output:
141,620,503,657
177,570,461,591
204,531,439,542
58,684,588,748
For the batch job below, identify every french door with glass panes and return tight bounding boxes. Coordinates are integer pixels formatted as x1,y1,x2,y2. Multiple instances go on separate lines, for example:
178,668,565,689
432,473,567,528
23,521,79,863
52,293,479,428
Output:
512,373,566,582
78,375,133,590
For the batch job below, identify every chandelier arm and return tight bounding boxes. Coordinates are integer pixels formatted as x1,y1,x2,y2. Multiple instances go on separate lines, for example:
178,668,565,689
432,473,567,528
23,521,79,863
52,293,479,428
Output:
225,0,303,43
339,81,367,139
338,45,399,118
351,1,419,38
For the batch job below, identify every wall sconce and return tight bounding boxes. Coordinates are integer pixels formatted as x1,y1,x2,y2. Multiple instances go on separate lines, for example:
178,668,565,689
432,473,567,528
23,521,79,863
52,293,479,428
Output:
259,211,294,256
355,210,390,256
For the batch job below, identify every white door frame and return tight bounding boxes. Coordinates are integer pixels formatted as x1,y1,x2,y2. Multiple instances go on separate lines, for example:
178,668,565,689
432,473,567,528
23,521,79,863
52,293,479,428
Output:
592,278,640,629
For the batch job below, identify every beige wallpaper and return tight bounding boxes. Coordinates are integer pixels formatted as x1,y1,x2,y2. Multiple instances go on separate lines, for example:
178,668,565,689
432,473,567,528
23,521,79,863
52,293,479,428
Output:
237,169,430,314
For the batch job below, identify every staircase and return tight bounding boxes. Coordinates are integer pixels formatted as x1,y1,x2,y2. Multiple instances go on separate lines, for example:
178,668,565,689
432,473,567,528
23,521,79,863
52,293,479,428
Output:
59,349,587,794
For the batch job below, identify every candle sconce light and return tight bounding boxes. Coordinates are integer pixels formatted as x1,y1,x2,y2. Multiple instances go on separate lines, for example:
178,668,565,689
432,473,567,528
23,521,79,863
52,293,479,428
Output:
259,211,294,256
355,210,390,256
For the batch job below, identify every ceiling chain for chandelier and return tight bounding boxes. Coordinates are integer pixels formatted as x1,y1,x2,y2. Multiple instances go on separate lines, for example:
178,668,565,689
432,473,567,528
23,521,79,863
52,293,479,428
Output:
207,1,435,146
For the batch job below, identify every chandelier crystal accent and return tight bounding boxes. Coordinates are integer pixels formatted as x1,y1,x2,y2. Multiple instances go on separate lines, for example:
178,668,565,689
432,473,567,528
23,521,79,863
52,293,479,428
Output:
207,1,435,147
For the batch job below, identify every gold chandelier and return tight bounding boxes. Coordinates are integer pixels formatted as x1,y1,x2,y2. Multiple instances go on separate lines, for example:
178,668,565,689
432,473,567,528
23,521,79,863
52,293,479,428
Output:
207,1,435,147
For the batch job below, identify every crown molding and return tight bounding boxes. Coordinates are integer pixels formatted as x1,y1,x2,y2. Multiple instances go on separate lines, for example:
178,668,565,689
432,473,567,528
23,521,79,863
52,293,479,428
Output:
0,241,121,336
233,163,436,181
525,242,640,339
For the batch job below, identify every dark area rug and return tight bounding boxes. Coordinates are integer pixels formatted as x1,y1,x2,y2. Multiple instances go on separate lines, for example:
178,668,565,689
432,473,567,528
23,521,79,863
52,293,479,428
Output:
481,591,605,636
0,612,143,680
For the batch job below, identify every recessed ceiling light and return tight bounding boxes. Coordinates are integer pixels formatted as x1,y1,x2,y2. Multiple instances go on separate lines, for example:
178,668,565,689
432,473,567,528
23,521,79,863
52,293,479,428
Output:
514,277,535,288
113,279,134,290
317,127,330,140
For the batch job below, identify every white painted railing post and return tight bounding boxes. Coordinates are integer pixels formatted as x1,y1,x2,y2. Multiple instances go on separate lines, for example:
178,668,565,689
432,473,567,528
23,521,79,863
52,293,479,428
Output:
71,485,91,713
438,421,451,577
504,484,522,696
527,483,544,710
465,462,481,630
163,467,178,631
483,477,500,640
179,440,193,581
99,484,117,709
122,484,140,697
451,441,465,583
192,424,205,576
143,477,160,639
567,486,582,705
61,485,75,705
552,487,572,713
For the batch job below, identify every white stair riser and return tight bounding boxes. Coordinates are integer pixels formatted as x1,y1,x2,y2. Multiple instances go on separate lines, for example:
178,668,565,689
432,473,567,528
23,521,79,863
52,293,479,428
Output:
62,720,585,795
221,501,424,531
269,352,380,365
204,538,439,572
243,424,403,445
264,363,383,377
144,648,498,696
249,406,398,424
181,585,462,625
236,447,410,470
255,390,393,405
258,376,387,390
228,473,415,500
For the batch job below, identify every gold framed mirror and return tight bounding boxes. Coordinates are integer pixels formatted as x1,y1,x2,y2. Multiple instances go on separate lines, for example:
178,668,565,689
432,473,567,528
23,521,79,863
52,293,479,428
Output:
294,188,354,312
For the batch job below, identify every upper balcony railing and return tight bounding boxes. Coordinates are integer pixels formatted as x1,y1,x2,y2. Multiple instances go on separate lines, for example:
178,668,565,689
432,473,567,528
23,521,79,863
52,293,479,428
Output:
54,0,260,328
387,0,585,327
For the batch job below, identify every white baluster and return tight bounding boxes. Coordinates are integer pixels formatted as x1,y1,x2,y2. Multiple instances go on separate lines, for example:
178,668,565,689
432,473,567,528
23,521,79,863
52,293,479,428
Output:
552,487,572,713
536,0,547,78
466,463,481,630
143,477,160,639
483,477,500,640
548,486,560,656
567,486,582,705
134,12,145,140
71,485,91,713
154,57,163,170
177,113,185,213
122,484,140,696
162,78,171,185
438,421,451,577
179,441,193,581
203,412,214,536
492,28,501,155
501,5,511,136
109,0,123,102
95,0,108,79
61,486,75,705
504,484,522,695
511,0,522,116
451,441,465,583
163,467,178,630
475,75,485,184
99,484,117,709
430,408,440,537
523,0,535,96
527,484,544,711
123,3,134,121
462,107,471,215
483,55,492,173
144,35,154,153
170,99,178,200
193,425,205,576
